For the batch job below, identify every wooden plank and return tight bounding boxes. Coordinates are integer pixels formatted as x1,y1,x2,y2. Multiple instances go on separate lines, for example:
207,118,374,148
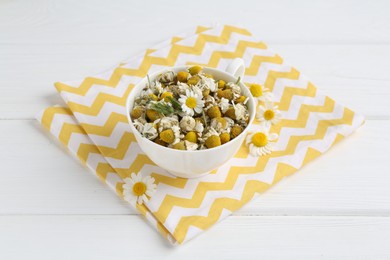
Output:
1,0,390,44
0,215,389,259
0,119,387,215
1,45,390,119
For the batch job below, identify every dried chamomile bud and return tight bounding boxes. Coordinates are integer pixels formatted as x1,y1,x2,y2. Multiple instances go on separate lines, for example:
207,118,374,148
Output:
160,92,173,102
146,109,161,121
235,95,246,103
224,107,236,120
158,71,175,83
217,89,234,100
202,88,210,97
220,132,230,144
207,106,222,119
130,106,144,119
154,137,167,146
187,75,201,85
230,125,243,139
217,80,226,89
205,135,221,148
172,141,186,150
159,129,175,144
185,131,198,143
149,93,158,101
189,65,202,75
177,71,189,82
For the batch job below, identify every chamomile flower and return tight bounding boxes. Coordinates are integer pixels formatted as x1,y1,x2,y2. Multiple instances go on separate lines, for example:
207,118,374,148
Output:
156,116,179,133
246,126,278,157
256,102,282,128
200,75,217,91
232,102,247,121
122,173,157,205
171,125,183,145
180,116,196,132
219,98,230,113
142,123,158,140
178,89,205,116
250,83,273,102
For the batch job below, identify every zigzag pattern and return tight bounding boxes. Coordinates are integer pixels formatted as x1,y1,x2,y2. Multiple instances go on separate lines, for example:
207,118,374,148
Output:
38,25,364,244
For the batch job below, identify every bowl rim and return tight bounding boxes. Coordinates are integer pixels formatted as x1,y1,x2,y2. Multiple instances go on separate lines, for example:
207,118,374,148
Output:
125,65,256,154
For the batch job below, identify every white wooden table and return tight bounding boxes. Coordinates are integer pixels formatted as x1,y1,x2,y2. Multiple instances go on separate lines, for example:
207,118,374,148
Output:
1,0,390,259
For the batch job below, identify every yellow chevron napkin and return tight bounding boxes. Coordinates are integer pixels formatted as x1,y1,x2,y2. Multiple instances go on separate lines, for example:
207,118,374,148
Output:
37,24,364,245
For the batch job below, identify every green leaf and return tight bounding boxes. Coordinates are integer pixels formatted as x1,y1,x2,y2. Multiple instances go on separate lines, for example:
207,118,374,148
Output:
149,102,174,116
167,96,182,111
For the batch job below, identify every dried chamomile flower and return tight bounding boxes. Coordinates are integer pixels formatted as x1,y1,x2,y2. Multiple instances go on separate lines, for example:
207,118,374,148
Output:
187,75,201,86
226,82,241,98
217,80,226,89
200,75,217,92
155,116,179,133
205,135,221,148
142,123,158,140
220,132,231,144
210,117,229,133
218,98,230,113
177,71,190,82
146,109,162,122
207,106,222,119
233,103,247,121
185,131,198,143
130,106,144,119
180,116,196,132
158,71,175,83
189,65,202,75
230,125,243,139
185,140,198,151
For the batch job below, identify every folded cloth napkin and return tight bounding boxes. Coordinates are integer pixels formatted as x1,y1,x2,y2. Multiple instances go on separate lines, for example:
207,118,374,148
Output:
37,24,364,245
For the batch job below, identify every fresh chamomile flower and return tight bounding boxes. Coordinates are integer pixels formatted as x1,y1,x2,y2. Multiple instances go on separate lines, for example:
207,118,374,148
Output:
179,89,205,116
256,102,282,128
179,116,196,132
250,83,273,102
142,123,158,140
122,173,157,205
219,98,230,113
245,126,278,157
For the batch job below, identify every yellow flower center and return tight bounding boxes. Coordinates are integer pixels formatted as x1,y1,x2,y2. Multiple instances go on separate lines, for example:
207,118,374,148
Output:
132,182,147,196
250,84,263,97
252,132,268,147
186,97,197,109
264,110,275,120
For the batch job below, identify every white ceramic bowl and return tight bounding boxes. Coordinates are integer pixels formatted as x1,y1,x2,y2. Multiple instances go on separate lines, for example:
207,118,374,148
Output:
126,58,255,178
